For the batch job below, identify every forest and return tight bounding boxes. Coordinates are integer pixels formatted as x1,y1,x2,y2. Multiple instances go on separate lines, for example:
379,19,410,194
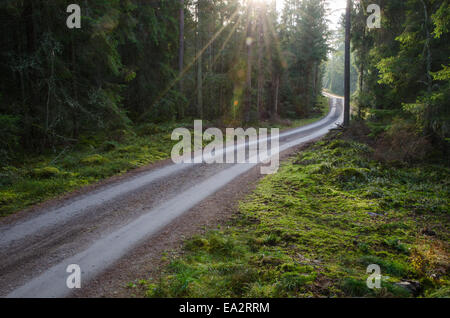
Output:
0,0,328,163
0,0,449,300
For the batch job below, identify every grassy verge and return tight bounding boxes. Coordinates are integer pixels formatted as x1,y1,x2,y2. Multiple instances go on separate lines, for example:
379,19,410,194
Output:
135,133,449,298
0,105,329,217
0,123,178,216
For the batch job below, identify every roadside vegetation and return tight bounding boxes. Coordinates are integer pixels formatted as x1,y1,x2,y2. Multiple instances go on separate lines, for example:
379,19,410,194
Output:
135,123,449,298
0,123,176,216
0,97,328,217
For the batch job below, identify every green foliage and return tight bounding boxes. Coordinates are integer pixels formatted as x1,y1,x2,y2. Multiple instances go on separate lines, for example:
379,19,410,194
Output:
280,0,330,116
432,1,450,38
0,115,20,162
32,167,61,179
139,137,449,298
350,0,450,140
0,0,331,165
0,123,178,216
81,154,108,165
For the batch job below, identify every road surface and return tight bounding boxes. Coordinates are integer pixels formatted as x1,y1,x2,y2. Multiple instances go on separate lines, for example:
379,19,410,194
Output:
0,94,343,298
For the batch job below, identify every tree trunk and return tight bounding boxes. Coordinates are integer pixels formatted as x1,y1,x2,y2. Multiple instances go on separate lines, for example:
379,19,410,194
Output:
196,0,203,118
358,63,364,119
274,75,279,115
257,7,264,120
420,0,433,132
344,0,352,127
245,6,253,123
178,0,185,118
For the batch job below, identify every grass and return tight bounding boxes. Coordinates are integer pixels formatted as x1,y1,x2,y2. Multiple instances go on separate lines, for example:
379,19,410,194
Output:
0,105,329,217
0,124,177,216
134,134,449,298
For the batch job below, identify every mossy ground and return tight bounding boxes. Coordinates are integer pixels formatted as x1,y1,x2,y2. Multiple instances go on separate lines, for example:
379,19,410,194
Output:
136,135,449,298
0,123,183,216
0,111,328,217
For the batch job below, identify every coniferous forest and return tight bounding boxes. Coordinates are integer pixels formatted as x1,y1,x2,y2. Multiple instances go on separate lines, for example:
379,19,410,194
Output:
0,0,328,161
0,0,449,300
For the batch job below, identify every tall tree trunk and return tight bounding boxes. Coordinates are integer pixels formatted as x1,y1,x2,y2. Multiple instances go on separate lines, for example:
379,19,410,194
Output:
196,0,203,118
257,6,264,120
304,64,311,116
344,0,352,127
71,33,79,138
358,63,364,118
178,0,185,118
274,75,280,115
245,6,253,123
420,0,433,131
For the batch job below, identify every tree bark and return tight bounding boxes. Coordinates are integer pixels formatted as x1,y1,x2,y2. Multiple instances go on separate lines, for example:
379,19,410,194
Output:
196,0,203,118
245,6,253,123
420,0,433,131
178,0,185,118
257,6,264,120
344,0,352,127
274,75,279,115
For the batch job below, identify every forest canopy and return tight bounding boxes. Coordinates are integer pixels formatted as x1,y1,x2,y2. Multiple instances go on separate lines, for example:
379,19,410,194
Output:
0,0,330,163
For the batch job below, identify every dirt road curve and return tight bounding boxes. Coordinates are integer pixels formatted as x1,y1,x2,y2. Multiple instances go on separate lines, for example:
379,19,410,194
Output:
0,94,343,298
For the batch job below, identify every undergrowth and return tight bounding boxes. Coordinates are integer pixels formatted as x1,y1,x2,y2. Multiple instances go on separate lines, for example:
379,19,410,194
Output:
0,115,325,217
0,122,184,216
137,134,449,298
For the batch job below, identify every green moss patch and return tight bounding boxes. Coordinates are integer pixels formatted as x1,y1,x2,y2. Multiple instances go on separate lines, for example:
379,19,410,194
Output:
137,136,449,298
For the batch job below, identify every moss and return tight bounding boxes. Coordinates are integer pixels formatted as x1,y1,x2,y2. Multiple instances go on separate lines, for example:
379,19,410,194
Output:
0,190,19,204
328,139,353,149
185,236,210,251
0,123,179,216
278,272,316,291
139,136,449,298
117,145,141,153
81,154,109,165
32,166,61,179
313,163,333,175
340,278,373,297
335,167,368,183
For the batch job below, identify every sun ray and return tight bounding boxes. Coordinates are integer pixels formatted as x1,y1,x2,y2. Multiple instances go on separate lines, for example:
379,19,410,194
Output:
138,7,242,121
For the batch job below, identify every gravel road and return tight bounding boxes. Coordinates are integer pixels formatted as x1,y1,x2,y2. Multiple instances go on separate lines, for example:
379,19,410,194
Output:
0,94,343,298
